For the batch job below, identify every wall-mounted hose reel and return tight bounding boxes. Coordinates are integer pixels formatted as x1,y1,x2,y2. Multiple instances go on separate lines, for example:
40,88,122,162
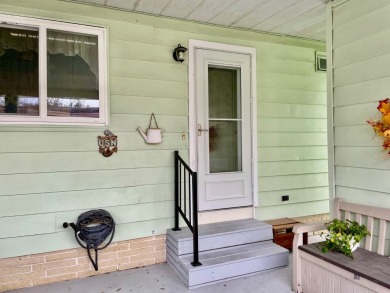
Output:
63,209,115,271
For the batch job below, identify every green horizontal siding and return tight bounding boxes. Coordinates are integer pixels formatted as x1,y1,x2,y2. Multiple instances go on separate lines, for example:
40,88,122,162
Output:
0,214,56,238
0,169,136,196
259,173,329,192
258,118,327,132
111,59,188,82
55,201,173,230
111,77,187,99
258,160,328,177
0,218,173,258
335,186,390,210
256,200,329,221
0,0,327,258
334,76,390,107
258,146,328,161
334,53,390,87
111,96,188,115
257,58,319,77
259,73,326,92
335,147,390,170
0,114,188,132
333,2,390,49
333,29,390,69
260,88,327,105
0,132,188,152
258,133,328,147
334,125,378,147
0,184,173,217
0,150,174,174
335,166,390,199
333,0,390,255
260,187,329,206
258,103,327,119
334,102,377,126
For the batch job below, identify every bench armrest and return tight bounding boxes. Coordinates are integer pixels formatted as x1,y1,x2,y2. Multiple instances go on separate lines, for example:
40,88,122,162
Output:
292,221,327,292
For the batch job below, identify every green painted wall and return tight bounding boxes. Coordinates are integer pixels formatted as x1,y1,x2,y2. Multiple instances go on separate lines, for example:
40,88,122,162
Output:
332,0,390,254
332,0,390,209
0,0,327,258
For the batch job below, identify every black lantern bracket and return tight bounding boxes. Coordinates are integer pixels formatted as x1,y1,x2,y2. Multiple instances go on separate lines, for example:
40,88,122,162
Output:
173,44,187,63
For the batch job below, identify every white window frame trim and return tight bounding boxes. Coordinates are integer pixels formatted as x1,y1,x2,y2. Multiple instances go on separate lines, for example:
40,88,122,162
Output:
0,13,108,126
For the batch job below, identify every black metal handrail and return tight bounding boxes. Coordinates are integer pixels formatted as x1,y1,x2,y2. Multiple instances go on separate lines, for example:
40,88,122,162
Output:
172,150,202,267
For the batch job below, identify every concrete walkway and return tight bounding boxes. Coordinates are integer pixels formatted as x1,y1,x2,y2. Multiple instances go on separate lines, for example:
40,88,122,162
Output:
11,254,295,293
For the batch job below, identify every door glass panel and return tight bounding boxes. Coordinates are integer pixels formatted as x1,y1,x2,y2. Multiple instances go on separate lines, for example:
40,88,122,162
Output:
208,66,242,173
208,66,241,119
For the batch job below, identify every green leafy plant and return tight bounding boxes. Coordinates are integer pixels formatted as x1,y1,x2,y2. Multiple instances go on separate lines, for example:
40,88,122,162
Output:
321,219,370,258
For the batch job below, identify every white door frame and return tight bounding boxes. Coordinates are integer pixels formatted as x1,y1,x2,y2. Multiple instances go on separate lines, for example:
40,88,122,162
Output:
188,39,258,207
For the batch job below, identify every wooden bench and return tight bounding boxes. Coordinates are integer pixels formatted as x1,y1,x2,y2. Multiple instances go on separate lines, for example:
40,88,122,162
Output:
292,198,390,293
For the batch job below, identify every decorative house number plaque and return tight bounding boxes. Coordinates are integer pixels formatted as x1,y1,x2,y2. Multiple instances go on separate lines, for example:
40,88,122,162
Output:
98,130,118,157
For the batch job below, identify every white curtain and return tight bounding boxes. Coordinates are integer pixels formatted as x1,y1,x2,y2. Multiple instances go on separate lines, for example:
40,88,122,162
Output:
47,30,98,76
0,27,98,76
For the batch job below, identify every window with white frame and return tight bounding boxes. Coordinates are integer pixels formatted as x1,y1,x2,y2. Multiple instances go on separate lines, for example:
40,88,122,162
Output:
0,14,107,125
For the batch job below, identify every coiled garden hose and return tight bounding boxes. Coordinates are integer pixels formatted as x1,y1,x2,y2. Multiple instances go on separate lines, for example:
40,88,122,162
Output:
63,209,115,271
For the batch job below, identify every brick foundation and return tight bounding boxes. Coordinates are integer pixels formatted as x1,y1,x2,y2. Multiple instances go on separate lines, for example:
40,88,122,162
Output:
291,213,330,224
0,235,166,292
292,213,330,235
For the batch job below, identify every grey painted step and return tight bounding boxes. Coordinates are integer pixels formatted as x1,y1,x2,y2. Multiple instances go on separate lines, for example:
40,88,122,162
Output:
167,219,273,255
167,241,289,288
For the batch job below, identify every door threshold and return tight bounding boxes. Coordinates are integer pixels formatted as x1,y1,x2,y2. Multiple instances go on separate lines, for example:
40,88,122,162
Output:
198,206,254,225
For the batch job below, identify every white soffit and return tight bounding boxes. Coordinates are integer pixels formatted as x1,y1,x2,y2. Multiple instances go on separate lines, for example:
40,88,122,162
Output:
68,0,327,42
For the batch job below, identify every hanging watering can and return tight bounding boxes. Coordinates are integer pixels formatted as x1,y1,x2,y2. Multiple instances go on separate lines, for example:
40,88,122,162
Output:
137,113,162,144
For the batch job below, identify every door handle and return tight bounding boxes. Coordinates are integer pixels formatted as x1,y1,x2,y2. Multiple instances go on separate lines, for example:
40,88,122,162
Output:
198,124,208,136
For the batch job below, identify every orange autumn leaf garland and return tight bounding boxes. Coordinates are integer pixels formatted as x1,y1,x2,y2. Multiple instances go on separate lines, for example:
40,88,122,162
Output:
378,99,390,115
367,98,390,153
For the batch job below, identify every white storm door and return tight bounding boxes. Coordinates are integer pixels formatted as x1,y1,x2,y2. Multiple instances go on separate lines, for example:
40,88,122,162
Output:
195,49,253,211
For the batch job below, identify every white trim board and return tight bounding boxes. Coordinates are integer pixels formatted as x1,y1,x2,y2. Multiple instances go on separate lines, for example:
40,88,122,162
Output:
326,1,335,216
198,207,254,225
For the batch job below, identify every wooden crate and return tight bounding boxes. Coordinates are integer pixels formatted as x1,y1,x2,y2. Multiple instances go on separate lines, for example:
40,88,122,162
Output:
265,218,307,250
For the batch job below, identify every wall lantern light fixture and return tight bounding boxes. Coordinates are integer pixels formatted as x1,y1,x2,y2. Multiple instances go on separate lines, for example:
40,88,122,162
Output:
173,44,187,63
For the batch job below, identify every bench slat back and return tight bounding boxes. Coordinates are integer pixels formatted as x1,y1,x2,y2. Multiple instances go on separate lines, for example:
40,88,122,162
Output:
334,198,389,255
355,213,362,224
378,219,387,255
365,216,374,252
335,198,390,221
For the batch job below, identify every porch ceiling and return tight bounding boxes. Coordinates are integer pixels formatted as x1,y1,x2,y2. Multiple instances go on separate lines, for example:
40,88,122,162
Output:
69,0,328,42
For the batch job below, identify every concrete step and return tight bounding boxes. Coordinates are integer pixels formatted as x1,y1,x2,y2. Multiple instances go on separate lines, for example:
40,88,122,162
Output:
167,218,273,255
167,241,289,289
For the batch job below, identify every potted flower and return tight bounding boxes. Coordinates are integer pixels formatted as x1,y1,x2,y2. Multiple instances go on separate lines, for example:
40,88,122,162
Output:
321,219,370,258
